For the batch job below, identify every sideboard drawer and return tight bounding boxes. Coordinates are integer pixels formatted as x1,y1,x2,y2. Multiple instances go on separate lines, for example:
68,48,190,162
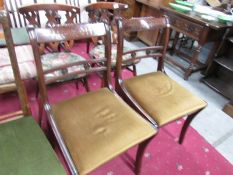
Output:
169,15,205,41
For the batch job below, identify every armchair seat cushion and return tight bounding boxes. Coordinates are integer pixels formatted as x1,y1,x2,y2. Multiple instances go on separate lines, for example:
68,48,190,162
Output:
123,72,207,126
52,88,156,175
0,45,36,85
41,52,87,82
89,44,140,66
0,117,66,175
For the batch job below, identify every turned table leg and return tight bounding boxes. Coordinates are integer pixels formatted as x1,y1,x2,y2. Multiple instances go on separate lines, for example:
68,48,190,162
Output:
184,44,202,80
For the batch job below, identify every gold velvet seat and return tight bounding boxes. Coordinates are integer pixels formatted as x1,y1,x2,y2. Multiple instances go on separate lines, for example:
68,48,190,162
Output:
124,71,207,126
29,22,156,175
116,17,207,145
52,88,156,175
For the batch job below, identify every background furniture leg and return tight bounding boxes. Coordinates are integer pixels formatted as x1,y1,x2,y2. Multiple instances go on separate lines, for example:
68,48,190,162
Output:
184,44,202,80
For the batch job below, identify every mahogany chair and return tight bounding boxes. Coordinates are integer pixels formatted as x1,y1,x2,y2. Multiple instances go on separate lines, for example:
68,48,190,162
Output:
116,17,207,144
19,3,90,93
0,11,66,175
28,22,156,175
85,2,140,76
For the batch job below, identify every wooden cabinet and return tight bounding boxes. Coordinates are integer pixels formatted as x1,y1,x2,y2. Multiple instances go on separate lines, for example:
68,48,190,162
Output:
135,0,173,46
203,35,233,99
203,33,233,116
137,3,161,45
115,0,141,18
115,0,141,39
115,0,172,44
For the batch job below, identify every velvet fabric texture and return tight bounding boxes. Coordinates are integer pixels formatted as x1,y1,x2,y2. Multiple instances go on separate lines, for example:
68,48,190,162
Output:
52,88,156,175
124,71,207,126
0,117,66,175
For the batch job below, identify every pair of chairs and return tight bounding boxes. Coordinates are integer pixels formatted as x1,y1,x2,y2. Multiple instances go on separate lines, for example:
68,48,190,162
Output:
28,7,207,175
1,2,131,96
0,11,66,175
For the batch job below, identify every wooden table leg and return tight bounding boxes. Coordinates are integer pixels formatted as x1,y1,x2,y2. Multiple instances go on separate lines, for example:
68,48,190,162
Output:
170,31,179,55
184,44,202,80
204,41,220,76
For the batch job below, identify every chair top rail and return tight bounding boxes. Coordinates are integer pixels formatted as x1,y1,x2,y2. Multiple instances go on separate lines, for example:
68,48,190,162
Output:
28,22,108,43
85,2,128,11
122,16,169,33
19,3,80,13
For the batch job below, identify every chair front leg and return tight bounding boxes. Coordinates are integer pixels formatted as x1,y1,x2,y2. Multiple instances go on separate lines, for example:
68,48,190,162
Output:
178,109,202,144
132,64,137,76
38,96,44,127
135,137,154,175
83,77,90,92
86,39,90,54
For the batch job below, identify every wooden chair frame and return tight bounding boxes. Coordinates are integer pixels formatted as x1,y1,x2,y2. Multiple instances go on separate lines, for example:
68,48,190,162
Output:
28,22,112,174
115,16,201,144
18,3,80,27
28,22,155,175
19,3,92,99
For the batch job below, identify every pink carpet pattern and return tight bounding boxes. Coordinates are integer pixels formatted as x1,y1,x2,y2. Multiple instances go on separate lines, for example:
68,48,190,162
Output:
0,43,232,175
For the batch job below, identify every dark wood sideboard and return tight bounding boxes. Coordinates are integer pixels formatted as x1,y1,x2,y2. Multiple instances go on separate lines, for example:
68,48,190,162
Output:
203,33,233,118
161,6,232,80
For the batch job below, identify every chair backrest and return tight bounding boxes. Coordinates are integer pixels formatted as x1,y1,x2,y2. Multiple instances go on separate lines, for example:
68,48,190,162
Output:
85,2,128,44
0,10,31,121
18,3,80,27
28,22,112,102
116,16,170,80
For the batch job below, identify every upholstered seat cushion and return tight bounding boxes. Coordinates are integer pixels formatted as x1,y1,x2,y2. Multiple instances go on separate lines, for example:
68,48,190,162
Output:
124,72,207,126
41,52,86,81
52,88,156,175
0,117,66,175
89,44,140,66
0,45,36,85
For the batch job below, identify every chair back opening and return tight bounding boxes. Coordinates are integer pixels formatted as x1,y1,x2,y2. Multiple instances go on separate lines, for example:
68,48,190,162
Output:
116,16,170,80
28,22,112,103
